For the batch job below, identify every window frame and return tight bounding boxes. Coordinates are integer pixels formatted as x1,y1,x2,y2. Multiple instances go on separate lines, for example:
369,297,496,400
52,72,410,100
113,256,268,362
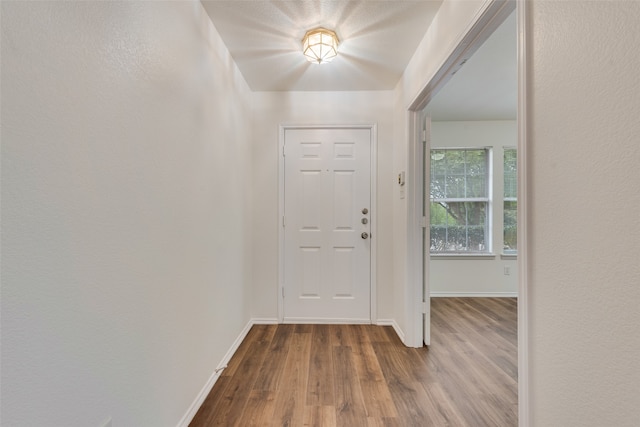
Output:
429,147,493,255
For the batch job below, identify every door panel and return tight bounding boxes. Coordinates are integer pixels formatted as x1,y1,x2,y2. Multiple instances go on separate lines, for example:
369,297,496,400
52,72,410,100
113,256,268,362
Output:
284,128,371,322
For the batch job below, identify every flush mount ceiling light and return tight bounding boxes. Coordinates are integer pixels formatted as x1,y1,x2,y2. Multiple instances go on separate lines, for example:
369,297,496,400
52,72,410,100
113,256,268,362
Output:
302,28,339,64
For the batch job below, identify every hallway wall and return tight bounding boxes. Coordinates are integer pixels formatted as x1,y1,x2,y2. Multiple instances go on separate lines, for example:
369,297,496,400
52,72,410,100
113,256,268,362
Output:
526,1,640,425
1,2,253,426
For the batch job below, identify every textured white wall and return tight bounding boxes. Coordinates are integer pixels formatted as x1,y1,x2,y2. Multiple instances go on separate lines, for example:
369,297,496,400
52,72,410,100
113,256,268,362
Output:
429,121,518,296
1,2,253,426
252,91,395,320
392,82,410,337
251,91,395,321
527,1,640,425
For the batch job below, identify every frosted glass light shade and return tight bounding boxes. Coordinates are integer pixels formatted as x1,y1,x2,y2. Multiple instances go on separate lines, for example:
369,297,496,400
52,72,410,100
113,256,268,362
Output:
302,28,339,64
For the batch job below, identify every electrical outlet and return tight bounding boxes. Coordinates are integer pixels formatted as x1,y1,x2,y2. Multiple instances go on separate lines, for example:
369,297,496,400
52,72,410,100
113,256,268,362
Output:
504,266,511,276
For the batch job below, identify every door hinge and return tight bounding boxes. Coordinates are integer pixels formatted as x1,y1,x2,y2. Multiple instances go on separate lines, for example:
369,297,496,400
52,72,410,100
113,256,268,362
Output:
282,287,285,298
282,216,285,227
282,145,286,157
422,129,427,143
421,216,427,228
422,301,428,314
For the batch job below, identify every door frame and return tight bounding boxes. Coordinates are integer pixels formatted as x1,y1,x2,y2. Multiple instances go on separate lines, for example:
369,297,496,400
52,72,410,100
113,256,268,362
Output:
405,0,529,424
278,124,378,324
406,0,516,347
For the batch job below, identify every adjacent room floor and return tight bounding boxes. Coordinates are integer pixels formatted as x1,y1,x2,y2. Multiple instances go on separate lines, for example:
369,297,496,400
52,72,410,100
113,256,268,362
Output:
190,297,517,426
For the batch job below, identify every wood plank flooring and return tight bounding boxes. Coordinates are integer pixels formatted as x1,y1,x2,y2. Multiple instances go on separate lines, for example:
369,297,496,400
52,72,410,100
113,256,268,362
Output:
190,297,517,427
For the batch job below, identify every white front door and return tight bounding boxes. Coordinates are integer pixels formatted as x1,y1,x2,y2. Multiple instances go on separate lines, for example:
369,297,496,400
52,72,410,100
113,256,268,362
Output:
283,127,372,323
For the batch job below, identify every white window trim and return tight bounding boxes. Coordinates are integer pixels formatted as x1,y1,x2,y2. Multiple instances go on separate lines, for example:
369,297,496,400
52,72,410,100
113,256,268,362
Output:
429,147,493,255
431,253,496,260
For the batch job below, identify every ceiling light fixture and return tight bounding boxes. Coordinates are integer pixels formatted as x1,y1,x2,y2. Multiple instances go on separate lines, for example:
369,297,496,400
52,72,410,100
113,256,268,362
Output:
302,28,339,64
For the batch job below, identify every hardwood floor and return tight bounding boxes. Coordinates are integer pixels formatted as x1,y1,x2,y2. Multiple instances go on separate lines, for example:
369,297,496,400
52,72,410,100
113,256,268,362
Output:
190,297,517,427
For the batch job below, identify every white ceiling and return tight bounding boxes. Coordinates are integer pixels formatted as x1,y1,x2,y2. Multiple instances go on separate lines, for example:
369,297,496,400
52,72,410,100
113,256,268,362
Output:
200,1,516,120
201,0,443,91
426,11,517,121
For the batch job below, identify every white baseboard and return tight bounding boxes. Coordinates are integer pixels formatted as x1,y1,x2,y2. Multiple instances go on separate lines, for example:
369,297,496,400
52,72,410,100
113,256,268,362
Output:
177,319,254,427
251,318,279,324
282,317,371,324
430,291,518,298
392,321,405,344
376,319,405,343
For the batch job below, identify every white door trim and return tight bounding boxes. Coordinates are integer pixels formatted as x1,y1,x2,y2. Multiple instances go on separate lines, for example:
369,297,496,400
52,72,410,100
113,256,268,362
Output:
278,124,378,324
516,1,530,425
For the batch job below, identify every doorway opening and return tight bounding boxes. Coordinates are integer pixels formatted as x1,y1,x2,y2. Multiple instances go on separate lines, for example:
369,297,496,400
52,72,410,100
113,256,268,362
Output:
409,0,516,346
406,0,528,423
424,9,517,299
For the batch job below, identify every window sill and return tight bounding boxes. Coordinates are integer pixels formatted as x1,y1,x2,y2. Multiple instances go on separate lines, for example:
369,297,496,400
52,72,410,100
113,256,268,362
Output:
501,253,518,260
430,253,496,260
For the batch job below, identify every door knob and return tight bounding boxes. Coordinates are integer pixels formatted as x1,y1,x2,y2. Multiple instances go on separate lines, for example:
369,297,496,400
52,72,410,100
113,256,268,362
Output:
362,208,368,214
361,218,368,224
361,232,369,239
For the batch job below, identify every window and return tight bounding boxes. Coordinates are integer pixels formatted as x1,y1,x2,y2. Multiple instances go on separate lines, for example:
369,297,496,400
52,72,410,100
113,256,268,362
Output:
503,148,517,253
430,148,490,253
